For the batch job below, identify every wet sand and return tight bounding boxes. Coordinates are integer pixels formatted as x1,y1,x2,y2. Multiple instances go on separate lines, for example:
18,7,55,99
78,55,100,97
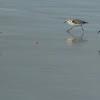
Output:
0,0,100,100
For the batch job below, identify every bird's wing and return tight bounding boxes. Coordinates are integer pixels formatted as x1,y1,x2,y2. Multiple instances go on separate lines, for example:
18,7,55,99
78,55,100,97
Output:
72,19,88,24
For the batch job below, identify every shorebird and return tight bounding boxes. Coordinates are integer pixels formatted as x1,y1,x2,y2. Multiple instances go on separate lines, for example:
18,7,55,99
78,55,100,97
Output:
64,19,88,32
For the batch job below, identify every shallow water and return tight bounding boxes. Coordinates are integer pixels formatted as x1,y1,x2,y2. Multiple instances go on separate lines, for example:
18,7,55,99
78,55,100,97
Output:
0,0,100,100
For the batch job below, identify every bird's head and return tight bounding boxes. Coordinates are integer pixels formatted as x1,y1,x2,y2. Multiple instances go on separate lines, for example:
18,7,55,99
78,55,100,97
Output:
64,19,71,23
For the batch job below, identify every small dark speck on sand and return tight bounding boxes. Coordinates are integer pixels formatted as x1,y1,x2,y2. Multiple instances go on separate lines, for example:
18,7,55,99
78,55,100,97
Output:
98,51,100,54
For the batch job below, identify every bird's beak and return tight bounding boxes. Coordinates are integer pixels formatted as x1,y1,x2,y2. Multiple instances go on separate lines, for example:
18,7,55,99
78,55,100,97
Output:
64,21,66,23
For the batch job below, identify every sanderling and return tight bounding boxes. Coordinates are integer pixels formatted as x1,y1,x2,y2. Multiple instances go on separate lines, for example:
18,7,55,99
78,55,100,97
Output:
64,19,88,32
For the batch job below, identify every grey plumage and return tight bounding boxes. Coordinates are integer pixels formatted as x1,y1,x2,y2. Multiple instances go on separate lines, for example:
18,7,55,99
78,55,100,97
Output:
72,19,88,24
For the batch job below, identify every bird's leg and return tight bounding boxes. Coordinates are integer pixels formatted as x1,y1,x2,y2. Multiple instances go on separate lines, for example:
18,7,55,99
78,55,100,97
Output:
66,27,73,32
67,31,75,37
81,25,84,31
80,32,84,39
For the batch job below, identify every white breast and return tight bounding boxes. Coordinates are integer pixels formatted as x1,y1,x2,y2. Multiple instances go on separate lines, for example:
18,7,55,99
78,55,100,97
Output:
67,20,81,27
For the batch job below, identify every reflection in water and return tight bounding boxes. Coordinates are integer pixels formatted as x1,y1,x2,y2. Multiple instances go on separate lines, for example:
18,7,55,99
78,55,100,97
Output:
65,31,88,45
65,36,87,45
65,36,82,44
67,31,84,39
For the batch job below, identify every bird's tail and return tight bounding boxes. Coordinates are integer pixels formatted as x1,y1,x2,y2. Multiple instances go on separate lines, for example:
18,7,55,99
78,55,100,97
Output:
83,21,88,24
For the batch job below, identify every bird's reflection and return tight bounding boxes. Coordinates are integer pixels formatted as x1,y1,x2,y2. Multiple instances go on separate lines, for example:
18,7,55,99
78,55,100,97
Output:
67,31,84,39
65,31,87,44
